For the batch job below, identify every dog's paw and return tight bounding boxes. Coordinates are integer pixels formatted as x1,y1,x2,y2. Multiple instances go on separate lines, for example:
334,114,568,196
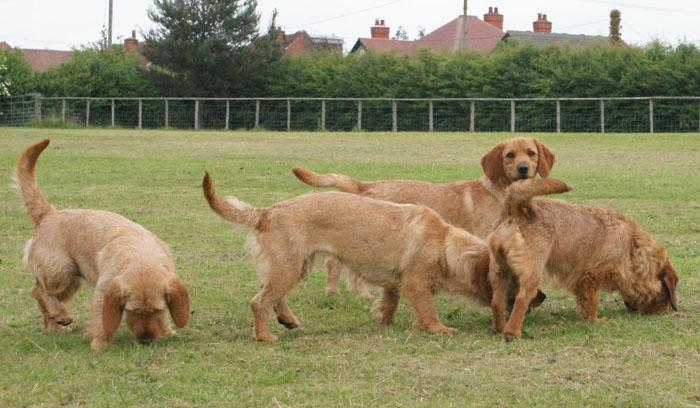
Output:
356,289,373,300
277,317,299,330
254,332,278,342
161,327,177,337
427,324,458,335
90,338,108,350
44,319,72,333
503,329,522,342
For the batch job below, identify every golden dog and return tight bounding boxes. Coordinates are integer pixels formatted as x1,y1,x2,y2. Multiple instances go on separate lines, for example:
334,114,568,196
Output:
202,171,515,341
293,137,555,299
488,178,679,341
15,140,190,349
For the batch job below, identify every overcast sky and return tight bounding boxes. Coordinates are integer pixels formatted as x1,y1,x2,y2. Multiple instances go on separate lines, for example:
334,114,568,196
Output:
2,0,700,52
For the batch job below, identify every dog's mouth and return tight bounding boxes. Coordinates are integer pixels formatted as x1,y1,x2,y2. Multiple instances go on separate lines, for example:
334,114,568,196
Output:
518,174,530,180
624,301,638,312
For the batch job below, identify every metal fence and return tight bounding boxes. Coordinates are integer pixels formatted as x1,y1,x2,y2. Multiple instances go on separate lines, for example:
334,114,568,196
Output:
0,94,39,126
4,95,700,133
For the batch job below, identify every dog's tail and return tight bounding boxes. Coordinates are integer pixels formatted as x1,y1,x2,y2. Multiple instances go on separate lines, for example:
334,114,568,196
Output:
14,139,54,227
291,166,362,194
506,178,572,216
202,171,263,229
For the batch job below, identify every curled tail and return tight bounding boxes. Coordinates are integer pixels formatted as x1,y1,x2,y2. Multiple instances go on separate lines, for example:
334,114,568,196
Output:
291,166,362,194
202,171,263,229
506,178,572,218
14,139,54,227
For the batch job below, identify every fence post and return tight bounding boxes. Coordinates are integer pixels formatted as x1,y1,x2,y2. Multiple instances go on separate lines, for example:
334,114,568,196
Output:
649,99,654,134
321,99,326,131
255,99,260,128
286,99,291,132
510,100,515,133
138,99,142,129
194,99,199,130
392,100,397,132
429,101,433,132
33,93,41,123
111,99,115,127
600,100,605,133
357,100,362,131
61,99,65,125
165,99,169,128
470,100,475,132
225,100,230,130
556,99,561,133
86,99,90,127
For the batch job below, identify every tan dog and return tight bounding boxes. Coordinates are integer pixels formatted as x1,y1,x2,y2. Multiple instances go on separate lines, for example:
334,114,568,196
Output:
15,140,190,349
488,178,679,341
202,171,513,341
293,137,555,298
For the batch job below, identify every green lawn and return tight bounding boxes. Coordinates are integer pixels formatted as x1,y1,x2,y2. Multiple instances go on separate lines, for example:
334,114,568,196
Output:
0,128,699,407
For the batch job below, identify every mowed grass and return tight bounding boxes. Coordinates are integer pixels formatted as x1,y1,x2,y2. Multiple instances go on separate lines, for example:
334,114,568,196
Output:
0,128,699,407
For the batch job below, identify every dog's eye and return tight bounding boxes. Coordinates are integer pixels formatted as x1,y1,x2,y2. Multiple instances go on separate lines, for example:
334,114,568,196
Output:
506,152,515,159
528,151,536,157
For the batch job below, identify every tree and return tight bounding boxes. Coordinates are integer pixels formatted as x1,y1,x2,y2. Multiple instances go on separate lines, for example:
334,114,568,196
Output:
417,26,426,39
393,26,409,40
0,56,11,96
0,48,37,95
142,0,284,97
609,9,622,46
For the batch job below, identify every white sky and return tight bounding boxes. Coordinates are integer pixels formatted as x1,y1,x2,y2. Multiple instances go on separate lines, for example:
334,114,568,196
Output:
1,0,700,51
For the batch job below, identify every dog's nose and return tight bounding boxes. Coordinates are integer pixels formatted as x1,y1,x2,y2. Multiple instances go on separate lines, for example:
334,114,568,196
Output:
517,164,529,175
138,332,154,345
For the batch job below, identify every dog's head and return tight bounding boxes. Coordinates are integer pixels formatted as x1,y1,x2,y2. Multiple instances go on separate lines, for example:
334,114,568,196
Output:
481,137,555,185
103,273,190,345
623,258,678,314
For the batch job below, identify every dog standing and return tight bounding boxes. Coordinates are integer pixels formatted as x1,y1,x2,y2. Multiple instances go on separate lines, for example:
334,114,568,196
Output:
201,171,532,341
15,139,190,349
293,137,555,298
488,178,679,341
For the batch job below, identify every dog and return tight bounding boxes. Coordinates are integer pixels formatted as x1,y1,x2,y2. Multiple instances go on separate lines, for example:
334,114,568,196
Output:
293,137,555,299
487,178,679,341
202,171,546,341
15,139,190,349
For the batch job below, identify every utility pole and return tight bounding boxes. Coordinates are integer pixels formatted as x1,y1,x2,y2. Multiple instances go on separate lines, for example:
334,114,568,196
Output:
462,0,468,50
108,0,113,47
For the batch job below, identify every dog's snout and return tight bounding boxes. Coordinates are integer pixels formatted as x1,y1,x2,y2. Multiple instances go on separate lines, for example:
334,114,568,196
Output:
137,331,154,344
517,164,529,175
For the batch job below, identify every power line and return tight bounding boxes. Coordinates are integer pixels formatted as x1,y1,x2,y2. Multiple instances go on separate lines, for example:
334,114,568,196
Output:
286,0,410,30
571,0,700,15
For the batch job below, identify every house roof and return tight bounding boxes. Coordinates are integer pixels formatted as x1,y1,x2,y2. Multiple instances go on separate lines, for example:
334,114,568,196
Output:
416,15,504,53
351,15,505,55
503,31,612,47
0,42,73,72
284,31,343,56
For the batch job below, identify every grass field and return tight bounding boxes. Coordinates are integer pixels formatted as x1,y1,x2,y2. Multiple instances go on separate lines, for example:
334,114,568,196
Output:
0,128,699,407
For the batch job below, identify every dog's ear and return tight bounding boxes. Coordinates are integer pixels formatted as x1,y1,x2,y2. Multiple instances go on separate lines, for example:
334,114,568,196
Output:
481,143,505,184
102,279,125,336
471,254,493,304
166,276,190,328
534,139,555,178
661,263,678,311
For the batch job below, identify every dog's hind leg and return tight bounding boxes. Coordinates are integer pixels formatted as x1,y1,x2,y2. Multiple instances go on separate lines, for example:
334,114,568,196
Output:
503,264,544,341
274,298,299,329
372,287,400,325
324,257,343,296
250,260,304,341
401,268,458,335
28,256,79,332
573,271,605,322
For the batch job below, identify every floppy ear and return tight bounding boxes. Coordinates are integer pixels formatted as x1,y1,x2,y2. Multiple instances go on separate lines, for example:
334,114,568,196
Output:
534,139,555,178
102,279,125,336
661,264,678,311
480,143,505,184
166,276,190,328
471,254,493,304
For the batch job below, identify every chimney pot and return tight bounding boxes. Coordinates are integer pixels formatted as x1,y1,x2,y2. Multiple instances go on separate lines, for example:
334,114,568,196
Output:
489,6,493,13
375,18,379,25
370,19,390,39
494,7,499,14
543,14,547,21
483,6,504,31
132,30,136,39
381,19,385,25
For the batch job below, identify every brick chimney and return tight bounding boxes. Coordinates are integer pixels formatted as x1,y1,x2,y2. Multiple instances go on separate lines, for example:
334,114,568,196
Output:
533,13,552,33
371,19,390,39
124,30,139,51
483,7,504,31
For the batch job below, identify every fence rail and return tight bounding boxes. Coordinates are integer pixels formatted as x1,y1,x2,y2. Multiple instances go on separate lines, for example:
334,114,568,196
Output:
3,95,700,133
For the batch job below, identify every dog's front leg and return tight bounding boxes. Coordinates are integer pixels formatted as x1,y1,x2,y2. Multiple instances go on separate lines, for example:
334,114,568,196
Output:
573,272,605,322
401,272,457,335
372,287,400,325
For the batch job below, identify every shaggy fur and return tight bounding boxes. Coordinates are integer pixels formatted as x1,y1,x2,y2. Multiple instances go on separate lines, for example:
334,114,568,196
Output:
292,137,555,299
15,139,190,349
202,171,541,341
487,178,679,341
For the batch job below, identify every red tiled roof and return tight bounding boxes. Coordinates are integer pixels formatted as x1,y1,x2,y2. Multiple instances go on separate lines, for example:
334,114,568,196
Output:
416,15,504,53
351,15,504,55
0,43,73,72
